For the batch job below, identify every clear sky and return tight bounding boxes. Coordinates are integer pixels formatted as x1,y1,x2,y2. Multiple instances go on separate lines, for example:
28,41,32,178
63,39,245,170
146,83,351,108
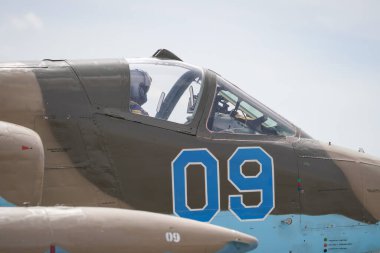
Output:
1,0,379,156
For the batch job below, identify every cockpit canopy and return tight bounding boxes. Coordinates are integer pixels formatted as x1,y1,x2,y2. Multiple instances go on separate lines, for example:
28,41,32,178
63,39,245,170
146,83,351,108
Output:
208,76,296,136
127,58,297,137
128,59,203,125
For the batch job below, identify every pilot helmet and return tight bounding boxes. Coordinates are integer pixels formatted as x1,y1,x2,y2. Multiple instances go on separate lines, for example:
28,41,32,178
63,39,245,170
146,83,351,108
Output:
130,69,152,105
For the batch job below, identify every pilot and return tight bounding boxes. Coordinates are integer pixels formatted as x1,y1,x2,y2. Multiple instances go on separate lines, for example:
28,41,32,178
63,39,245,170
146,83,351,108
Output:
129,69,152,116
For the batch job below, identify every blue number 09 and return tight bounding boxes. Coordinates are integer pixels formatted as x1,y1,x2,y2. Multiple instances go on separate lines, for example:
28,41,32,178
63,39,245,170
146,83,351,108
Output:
172,147,275,222
171,149,220,222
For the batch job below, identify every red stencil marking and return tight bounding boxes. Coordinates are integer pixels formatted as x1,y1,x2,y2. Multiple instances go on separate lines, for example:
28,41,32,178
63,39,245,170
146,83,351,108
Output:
21,145,32,151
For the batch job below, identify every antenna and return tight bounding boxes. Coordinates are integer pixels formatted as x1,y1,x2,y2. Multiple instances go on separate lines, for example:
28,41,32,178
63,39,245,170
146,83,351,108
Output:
152,49,183,61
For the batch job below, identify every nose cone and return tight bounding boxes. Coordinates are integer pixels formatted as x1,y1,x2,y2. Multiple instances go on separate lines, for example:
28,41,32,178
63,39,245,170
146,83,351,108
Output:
215,230,258,253
232,229,258,247
156,213,258,253
0,121,44,206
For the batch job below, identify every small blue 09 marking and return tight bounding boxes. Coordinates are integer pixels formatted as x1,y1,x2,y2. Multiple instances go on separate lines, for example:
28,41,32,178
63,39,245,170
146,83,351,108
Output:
172,147,275,222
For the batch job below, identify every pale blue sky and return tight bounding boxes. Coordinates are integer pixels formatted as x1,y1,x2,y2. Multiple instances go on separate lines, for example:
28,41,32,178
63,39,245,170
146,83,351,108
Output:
1,0,379,156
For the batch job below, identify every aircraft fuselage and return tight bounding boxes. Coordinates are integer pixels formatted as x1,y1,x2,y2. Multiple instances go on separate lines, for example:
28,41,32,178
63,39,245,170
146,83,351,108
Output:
0,55,380,253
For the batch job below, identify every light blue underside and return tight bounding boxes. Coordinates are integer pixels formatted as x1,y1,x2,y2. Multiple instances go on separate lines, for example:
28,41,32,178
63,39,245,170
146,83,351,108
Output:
0,197,16,207
212,211,380,253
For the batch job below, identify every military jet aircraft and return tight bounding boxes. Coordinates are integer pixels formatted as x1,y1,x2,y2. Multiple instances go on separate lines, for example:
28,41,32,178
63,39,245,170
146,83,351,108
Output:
0,49,379,253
